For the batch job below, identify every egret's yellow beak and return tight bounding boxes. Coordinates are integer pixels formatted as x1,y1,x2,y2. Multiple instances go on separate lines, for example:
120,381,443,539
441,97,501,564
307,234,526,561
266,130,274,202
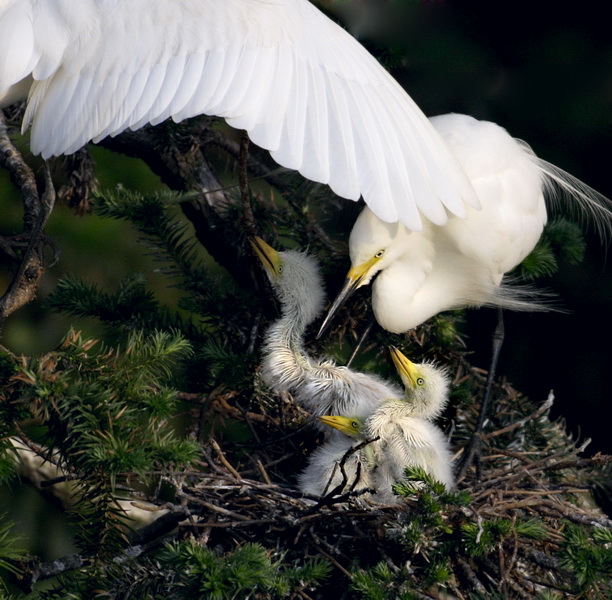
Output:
389,346,421,389
249,236,282,277
316,257,379,338
318,415,363,439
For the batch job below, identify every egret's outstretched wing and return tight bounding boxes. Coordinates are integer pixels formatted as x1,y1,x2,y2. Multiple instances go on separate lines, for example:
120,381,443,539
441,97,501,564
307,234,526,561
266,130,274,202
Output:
0,0,478,229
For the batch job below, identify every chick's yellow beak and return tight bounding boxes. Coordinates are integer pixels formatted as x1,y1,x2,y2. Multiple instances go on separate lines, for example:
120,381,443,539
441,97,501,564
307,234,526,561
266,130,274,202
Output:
318,415,361,439
249,236,282,277
389,346,420,389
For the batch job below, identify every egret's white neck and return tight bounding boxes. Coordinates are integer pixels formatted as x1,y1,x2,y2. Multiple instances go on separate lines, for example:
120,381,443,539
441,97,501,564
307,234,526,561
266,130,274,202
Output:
267,295,318,355
370,230,436,333
261,258,325,392
372,227,498,333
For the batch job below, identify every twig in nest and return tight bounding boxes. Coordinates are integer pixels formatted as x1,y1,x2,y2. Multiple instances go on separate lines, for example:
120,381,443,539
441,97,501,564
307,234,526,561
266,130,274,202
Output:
179,491,251,522
255,459,272,485
308,527,353,577
210,438,241,479
228,422,310,449
318,436,379,501
455,308,505,482
484,391,555,440
456,557,487,595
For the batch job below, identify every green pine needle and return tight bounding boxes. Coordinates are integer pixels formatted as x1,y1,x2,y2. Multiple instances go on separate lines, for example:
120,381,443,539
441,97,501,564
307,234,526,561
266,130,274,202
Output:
0,516,25,576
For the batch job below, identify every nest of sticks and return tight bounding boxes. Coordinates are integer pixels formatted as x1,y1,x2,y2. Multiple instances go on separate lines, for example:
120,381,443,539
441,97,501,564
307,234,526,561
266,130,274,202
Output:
132,358,612,600
12,359,612,599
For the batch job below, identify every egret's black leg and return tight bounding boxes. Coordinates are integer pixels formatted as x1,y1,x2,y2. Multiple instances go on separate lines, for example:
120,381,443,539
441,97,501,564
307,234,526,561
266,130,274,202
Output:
346,316,375,367
456,308,505,481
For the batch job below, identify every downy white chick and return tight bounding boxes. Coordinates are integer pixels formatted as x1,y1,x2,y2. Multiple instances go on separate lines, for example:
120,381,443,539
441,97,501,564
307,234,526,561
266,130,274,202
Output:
319,348,454,504
296,418,372,498
251,237,402,424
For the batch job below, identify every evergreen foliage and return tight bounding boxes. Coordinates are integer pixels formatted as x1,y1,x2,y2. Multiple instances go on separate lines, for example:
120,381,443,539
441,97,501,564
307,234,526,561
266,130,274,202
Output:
519,218,586,281
0,152,610,599
0,517,24,583
1,329,200,560
1,14,611,596
36,541,331,600
559,523,612,596
46,188,262,391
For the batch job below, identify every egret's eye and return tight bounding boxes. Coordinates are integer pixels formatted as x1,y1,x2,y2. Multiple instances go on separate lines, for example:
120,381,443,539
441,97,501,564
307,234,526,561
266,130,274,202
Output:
278,266,283,273
351,421,359,429
416,377,425,386
375,249,385,258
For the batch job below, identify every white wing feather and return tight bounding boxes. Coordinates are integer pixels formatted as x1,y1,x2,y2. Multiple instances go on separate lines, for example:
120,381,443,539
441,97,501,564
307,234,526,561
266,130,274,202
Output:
0,0,479,229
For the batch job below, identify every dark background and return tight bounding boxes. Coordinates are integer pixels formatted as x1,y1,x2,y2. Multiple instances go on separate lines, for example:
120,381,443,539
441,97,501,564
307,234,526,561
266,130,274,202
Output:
325,0,612,456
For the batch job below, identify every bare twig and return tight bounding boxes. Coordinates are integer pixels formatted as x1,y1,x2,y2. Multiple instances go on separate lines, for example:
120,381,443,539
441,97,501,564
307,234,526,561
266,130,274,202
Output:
210,438,242,480
484,391,555,440
0,114,56,332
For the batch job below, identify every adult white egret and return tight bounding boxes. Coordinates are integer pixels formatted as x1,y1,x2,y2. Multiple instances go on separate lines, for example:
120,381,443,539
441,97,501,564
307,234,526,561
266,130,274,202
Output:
251,236,401,423
319,348,454,504
0,0,479,230
318,113,612,335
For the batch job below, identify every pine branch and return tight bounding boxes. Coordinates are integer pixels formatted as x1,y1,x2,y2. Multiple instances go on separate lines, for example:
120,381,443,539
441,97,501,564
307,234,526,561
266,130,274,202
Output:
0,114,55,331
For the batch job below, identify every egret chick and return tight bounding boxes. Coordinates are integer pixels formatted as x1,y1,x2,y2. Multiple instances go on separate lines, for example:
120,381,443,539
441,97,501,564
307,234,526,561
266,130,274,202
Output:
251,236,325,395
251,237,402,423
388,346,450,421
319,113,612,335
320,349,454,504
297,417,372,498
369,348,454,499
